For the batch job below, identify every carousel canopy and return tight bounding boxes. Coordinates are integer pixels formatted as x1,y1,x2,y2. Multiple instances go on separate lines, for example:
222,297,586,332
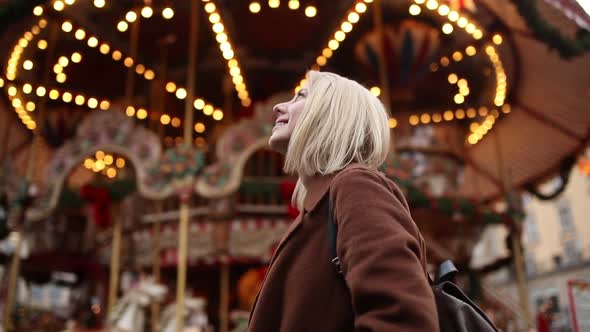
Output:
0,0,588,201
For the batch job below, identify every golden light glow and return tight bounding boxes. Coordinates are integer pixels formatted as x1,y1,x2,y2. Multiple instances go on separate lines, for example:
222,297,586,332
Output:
94,0,105,8
95,150,105,159
49,89,59,100
95,160,105,171
54,64,63,73
135,64,146,74
269,0,280,8
213,110,224,120
341,22,353,33
194,98,205,110
33,6,43,16
205,3,216,13
355,3,367,13
62,92,73,103
117,21,129,33
99,43,110,54
316,55,327,66
162,7,175,19
84,158,94,169
457,17,468,28
213,23,224,33
75,95,85,105
99,100,110,110
502,104,511,114
388,118,397,128
58,56,69,67
126,106,135,117
473,30,483,40
493,34,503,45
442,23,453,34
8,86,18,97
288,0,300,10
454,94,464,104
409,4,421,15
421,113,431,124
370,86,381,97
112,50,122,61
136,108,147,119
171,117,181,127
443,110,454,121
448,73,458,84
38,39,48,49
409,115,419,126
334,30,346,42
160,114,171,125
56,73,67,83
440,57,449,67
209,12,221,24
455,109,465,119
347,12,360,23
123,57,134,67
467,108,476,118
328,39,339,50
249,1,261,13
87,37,99,48
216,33,228,43
23,60,34,70
71,52,82,63
62,21,73,32
452,51,463,61
144,69,155,80
88,97,98,109
176,88,187,99
54,1,65,11
106,168,117,178
465,46,476,56
126,11,137,22
194,122,206,133
141,6,153,18
75,29,86,40
18,82,27,92
36,86,46,97
426,0,438,10
116,158,125,168
104,155,114,166
432,113,442,122
203,105,214,116
166,82,177,93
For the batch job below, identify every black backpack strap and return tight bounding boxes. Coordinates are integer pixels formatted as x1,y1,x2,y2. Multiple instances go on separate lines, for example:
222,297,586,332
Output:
327,198,343,274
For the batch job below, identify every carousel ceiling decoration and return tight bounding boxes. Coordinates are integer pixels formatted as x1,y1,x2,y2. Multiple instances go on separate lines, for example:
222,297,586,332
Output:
248,0,319,18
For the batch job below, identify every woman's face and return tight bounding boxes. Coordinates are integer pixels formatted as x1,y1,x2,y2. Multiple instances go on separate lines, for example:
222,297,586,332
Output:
268,88,308,154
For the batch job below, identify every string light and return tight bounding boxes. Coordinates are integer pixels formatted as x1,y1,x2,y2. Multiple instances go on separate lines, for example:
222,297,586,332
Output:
75,29,86,40
442,23,453,34
249,2,261,13
162,7,174,19
126,11,138,22
94,0,105,8
268,0,280,9
288,0,300,10
194,122,206,133
213,110,224,121
141,6,153,18
305,6,317,17
37,39,48,49
370,86,381,97
33,6,43,16
117,21,128,32
71,52,82,63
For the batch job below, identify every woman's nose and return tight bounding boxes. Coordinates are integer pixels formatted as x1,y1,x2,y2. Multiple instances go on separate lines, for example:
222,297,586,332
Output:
273,102,287,117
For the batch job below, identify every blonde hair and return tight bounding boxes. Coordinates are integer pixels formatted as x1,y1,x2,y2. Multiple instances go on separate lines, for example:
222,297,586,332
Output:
284,71,391,209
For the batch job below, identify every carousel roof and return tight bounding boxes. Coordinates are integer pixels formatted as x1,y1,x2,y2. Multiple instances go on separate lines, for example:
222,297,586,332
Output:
0,0,589,200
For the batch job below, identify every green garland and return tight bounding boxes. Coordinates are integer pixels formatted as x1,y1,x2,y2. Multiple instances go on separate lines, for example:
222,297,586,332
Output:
510,0,590,59
57,178,136,210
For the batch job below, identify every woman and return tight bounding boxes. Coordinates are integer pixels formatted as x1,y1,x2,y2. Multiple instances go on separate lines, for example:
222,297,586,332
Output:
248,71,438,331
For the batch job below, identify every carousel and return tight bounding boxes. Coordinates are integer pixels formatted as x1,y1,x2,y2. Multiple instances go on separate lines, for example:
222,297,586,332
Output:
0,0,589,331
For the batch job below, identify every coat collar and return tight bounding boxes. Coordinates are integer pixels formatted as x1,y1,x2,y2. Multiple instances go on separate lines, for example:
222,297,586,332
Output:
302,173,336,213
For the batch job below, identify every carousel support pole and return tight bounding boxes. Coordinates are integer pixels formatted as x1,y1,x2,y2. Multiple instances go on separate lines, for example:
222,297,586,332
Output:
0,113,13,161
372,0,392,114
151,37,170,332
492,129,532,329
107,11,141,318
107,205,122,315
219,262,230,332
2,21,59,332
176,2,200,331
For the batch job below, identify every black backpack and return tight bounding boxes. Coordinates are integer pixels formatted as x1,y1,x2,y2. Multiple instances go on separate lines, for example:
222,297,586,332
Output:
327,201,499,332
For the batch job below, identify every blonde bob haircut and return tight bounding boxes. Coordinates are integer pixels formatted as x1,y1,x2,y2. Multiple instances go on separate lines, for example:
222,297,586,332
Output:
284,71,391,209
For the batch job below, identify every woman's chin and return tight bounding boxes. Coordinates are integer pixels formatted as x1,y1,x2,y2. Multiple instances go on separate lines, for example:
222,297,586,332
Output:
268,135,288,154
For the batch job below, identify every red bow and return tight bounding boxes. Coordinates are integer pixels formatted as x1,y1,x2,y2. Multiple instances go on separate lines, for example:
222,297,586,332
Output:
80,185,112,228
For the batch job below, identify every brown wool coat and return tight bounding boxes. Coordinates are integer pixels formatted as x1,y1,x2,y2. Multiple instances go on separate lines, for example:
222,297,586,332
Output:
248,164,439,332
